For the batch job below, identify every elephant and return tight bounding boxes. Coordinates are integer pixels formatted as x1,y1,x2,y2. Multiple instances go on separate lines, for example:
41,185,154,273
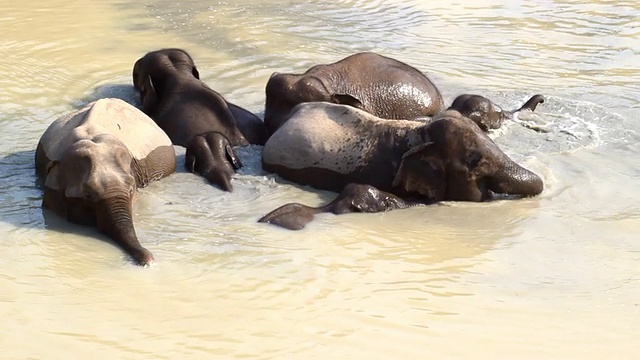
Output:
259,102,544,230
132,48,268,191
263,52,444,136
35,98,176,266
447,94,545,131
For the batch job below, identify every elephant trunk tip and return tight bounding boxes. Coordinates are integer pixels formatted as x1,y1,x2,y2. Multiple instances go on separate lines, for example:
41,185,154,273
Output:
517,94,545,112
134,248,155,267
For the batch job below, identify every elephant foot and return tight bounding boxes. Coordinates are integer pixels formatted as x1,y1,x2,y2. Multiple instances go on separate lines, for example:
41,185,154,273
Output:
259,203,320,230
185,132,243,192
331,183,414,214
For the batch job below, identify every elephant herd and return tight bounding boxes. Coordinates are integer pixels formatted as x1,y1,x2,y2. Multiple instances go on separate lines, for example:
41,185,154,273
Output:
35,48,546,266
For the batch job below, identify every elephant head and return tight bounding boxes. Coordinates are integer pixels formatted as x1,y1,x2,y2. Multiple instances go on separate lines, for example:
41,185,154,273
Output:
264,72,329,135
392,110,544,201
41,137,157,266
185,131,242,192
132,48,200,114
448,94,545,131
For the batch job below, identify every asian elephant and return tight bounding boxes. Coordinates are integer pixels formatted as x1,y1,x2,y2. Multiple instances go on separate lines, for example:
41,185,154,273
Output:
132,48,267,191
259,103,544,230
35,98,176,266
448,94,545,131
263,52,444,135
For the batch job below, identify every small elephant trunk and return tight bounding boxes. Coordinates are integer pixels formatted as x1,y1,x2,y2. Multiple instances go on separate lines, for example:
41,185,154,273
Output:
95,196,154,266
515,94,545,113
488,160,544,198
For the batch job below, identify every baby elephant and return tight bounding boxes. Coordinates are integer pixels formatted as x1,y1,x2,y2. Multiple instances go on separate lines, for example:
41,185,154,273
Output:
132,48,267,191
448,94,545,131
259,103,544,230
35,98,176,266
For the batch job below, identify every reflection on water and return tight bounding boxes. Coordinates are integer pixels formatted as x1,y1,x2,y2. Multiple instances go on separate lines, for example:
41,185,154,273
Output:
1,0,639,358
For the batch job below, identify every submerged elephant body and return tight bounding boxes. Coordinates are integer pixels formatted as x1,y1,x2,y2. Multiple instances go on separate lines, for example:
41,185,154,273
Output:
35,98,176,265
133,48,267,191
264,52,444,135
260,102,544,229
448,94,545,131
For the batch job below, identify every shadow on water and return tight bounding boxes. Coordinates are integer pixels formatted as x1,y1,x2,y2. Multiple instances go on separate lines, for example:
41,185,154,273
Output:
0,150,43,229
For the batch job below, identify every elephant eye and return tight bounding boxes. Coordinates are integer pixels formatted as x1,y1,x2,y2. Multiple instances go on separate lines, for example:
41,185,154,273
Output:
81,187,97,202
466,150,483,170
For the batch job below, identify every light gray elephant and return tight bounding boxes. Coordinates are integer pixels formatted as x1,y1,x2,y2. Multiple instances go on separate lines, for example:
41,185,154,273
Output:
259,103,544,230
35,98,176,266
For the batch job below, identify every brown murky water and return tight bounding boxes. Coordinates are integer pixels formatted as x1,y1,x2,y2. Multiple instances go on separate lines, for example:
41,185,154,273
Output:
1,0,639,358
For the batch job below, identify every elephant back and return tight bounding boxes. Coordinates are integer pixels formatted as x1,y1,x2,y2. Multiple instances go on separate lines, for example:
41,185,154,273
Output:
262,102,424,191
38,98,173,164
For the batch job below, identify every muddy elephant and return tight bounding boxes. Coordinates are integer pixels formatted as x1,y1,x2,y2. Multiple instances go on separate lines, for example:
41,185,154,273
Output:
35,98,176,266
259,103,543,230
263,52,444,135
132,48,267,191
447,94,545,131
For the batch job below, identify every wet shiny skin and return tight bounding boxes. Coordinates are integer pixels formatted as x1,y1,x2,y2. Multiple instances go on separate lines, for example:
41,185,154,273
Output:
1,0,639,359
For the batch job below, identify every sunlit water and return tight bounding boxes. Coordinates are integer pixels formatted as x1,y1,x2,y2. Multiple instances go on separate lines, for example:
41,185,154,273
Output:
1,0,639,358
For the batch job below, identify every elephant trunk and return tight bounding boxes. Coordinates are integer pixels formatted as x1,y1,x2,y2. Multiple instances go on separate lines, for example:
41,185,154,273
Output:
515,94,545,113
488,160,544,197
185,132,242,192
95,196,154,266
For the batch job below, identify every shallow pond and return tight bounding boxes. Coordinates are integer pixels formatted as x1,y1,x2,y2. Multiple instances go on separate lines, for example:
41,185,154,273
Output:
0,0,639,358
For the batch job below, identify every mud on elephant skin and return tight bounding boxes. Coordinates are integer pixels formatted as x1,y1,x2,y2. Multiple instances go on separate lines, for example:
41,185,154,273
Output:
132,48,267,191
35,98,176,266
259,103,543,230
263,51,444,136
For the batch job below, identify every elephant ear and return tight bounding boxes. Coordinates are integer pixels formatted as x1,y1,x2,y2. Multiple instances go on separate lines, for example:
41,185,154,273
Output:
192,65,200,79
185,150,196,174
330,94,364,110
43,160,61,190
224,142,243,170
392,142,446,201
140,75,159,115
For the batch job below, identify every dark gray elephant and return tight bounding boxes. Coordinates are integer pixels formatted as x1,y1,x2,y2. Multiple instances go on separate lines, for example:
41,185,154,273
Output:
448,94,545,131
264,52,444,135
259,103,543,230
132,48,267,191
35,98,176,266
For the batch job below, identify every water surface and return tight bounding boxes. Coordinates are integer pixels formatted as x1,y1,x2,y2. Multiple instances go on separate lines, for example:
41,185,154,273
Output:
1,0,639,358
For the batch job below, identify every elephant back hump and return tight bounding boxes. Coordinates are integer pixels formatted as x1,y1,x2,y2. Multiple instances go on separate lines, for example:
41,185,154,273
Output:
39,98,172,163
264,103,373,173
263,103,422,188
82,99,172,161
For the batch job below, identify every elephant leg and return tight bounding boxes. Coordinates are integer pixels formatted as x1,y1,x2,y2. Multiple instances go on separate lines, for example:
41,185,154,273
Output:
259,183,415,230
257,203,320,230
228,102,269,146
185,131,242,192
